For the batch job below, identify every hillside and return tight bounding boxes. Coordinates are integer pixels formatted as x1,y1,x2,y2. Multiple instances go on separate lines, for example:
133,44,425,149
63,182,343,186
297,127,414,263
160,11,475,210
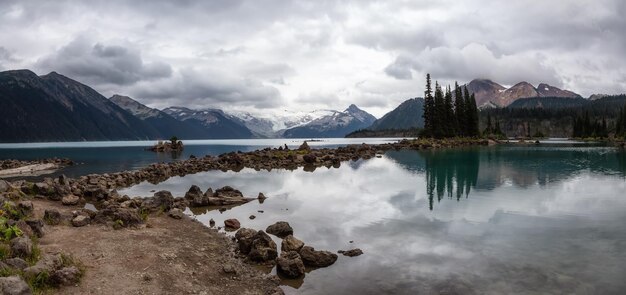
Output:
281,104,376,138
368,98,424,130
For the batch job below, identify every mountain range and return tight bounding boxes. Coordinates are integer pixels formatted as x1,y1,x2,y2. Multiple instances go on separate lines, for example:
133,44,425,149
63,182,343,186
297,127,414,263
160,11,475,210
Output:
0,69,378,142
0,69,616,142
465,79,581,108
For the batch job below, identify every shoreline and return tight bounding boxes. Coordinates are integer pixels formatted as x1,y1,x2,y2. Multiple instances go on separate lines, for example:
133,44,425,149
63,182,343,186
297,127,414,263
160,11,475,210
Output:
0,138,488,294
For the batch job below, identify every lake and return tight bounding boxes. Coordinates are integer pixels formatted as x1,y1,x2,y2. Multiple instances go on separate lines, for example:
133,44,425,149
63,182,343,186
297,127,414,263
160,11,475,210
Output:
4,139,626,294
115,141,626,294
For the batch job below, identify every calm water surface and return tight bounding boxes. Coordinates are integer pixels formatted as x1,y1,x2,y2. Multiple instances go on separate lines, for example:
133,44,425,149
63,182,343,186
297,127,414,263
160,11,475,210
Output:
0,138,399,179
116,143,626,294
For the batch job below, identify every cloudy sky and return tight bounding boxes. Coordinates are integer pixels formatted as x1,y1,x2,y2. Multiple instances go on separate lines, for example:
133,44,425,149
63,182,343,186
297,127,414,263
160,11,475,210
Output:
0,0,624,117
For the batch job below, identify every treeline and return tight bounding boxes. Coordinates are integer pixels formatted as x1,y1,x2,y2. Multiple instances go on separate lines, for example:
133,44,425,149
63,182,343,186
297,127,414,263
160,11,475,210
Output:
616,105,626,139
421,74,479,138
572,112,608,138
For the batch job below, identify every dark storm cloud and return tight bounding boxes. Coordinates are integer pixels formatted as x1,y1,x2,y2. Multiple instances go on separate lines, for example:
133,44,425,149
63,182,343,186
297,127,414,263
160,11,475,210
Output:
1,0,625,114
35,37,172,86
131,68,283,109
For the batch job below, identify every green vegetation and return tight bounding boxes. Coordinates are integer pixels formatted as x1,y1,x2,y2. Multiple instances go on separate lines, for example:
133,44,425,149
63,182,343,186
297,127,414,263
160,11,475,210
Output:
422,74,479,138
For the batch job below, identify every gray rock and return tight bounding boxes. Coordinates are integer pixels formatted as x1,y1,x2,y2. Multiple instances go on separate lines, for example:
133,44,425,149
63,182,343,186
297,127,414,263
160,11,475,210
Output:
50,266,81,286
0,276,32,295
276,251,305,278
25,219,45,238
5,258,28,270
10,236,32,258
235,228,258,254
145,190,174,211
266,221,293,238
0,180,11,193
184,185,208,207
167,208,184,219
17,201,33,217
43,209,63,225
248,231,278,262
23,254,61,278
224,218,241,230
61,194,80,206
338,248,363,257
300,246,338,267
281,235,304,252
71,215,90,227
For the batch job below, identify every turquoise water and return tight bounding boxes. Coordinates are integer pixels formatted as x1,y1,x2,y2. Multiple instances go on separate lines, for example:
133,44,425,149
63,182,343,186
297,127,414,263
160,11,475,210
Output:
0,138,399,179
118,143,626,294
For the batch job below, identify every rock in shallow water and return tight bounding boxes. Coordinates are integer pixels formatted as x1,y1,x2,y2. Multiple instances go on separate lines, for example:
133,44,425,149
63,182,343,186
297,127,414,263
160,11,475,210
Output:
224,218,241,230
299,246,337,267
338,248,363,257
266,221,293,238
281,235,304,252
248,231,278,262
276,251,305,278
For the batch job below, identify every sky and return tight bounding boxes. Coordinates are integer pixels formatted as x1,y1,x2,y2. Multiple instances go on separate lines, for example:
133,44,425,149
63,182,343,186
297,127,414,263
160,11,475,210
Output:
0,0,624,117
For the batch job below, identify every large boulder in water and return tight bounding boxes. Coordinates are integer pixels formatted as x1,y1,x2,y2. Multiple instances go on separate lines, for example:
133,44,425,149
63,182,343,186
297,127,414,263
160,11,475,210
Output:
184,185,208,207
224,218,241,230
248,231,278,262
281,235,304,252
299,246,337,267
266,221,293,238
276,251,305,278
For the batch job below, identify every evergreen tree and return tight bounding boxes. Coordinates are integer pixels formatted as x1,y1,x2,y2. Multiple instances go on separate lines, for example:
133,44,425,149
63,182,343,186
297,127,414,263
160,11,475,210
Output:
444,86,455,137
463,86,472,136
433,82,445,138
468,94,479,136
454,82,466,137
484,114,493,135
423,74,434,136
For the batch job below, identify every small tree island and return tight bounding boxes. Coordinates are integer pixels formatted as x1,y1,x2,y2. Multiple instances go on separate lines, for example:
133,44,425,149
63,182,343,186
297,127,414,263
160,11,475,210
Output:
149,136,184,152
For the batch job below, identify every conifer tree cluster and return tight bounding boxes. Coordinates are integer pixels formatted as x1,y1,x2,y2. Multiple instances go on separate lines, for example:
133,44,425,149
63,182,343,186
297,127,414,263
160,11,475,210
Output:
422,74,479,138
616,105,626,139
572,112,608,138
483,114,505,138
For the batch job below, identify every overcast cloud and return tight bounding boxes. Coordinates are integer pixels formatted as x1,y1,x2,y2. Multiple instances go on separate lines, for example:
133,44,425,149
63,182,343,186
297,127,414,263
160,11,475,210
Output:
0,0,624,116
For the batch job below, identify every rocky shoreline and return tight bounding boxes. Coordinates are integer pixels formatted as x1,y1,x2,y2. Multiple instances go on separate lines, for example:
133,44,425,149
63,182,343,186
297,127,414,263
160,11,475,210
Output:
0,138,488,294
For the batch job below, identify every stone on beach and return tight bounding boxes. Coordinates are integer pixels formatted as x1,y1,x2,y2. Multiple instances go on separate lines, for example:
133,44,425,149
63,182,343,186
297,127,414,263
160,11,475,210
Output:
276,251,305,278
224,218,241,230
281,235,304,252
299,246,338,267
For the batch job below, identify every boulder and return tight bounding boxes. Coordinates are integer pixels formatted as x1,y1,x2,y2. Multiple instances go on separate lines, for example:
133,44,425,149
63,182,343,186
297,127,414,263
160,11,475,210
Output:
0,180,10,193
214,186,244,199
276,251,305,278
50,266,81,286
17,201,33,217
4,258,28,270
167,208,184,219
10,236,32,258
110,208,143,227
235,228,258,254
144,190,174,211
266,221,293,238
23,254,62,278
248,231,278,262
15,220,34,238
72,215,90,227
44,209,63,225
61,195,80,206
338,248,363,257
298,141,310,151
185,185,208,207
257,192,267,201
303,154,316,164
25,219,45,238
224,219,241,230
281,235,304,252
0,276,31,295
299,246,338,267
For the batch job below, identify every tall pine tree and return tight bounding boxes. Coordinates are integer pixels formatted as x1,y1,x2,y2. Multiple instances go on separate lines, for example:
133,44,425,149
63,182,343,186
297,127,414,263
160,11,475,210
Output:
423,74,434,136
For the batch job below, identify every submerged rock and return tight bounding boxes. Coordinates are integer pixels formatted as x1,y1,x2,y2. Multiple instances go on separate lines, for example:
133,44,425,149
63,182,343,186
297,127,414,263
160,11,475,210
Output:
300,246,337,267
276,251,305,278
266,221,293,238
338,248,363,257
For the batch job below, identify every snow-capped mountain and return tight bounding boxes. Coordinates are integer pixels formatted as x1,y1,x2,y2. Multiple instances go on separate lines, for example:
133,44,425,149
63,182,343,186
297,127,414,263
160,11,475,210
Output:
162,106,253,138
280,104,377,138
226,109,338,137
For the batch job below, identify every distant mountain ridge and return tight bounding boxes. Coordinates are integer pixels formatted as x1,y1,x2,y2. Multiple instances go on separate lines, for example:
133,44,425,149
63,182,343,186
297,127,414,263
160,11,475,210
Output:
368,98,424,130
280,104,377,138
162,107,254,139
0,70,160,142
465,79,581,107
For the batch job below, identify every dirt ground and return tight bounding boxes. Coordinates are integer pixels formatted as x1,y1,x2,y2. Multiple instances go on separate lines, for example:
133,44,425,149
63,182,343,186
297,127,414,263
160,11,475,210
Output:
31,200,281,295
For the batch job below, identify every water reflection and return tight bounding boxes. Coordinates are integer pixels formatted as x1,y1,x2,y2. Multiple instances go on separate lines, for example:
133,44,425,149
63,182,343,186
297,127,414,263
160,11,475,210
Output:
119,145,626,294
